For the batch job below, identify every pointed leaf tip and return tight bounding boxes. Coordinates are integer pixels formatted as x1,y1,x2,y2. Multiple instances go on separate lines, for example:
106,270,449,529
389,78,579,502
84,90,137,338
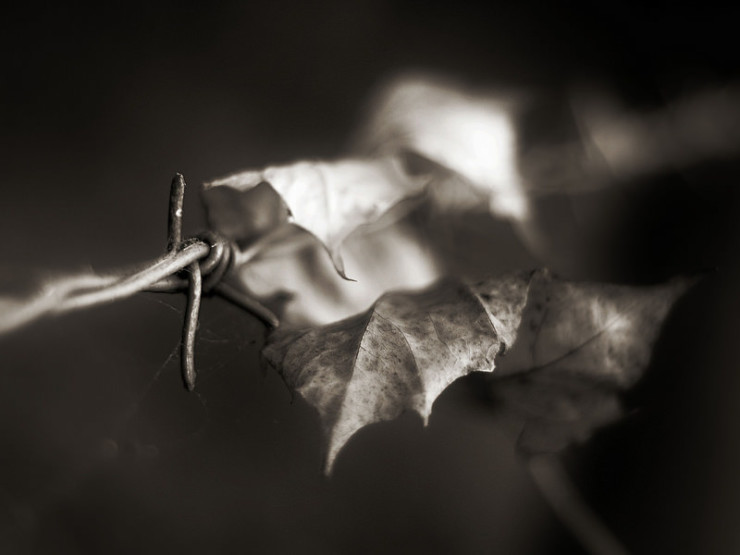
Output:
492,273,693,454
264,273,534,472
265,271,693,471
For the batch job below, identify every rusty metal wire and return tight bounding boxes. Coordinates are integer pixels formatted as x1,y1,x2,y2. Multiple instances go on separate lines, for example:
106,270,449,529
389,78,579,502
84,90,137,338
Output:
155,173,279,390
2,174,278,391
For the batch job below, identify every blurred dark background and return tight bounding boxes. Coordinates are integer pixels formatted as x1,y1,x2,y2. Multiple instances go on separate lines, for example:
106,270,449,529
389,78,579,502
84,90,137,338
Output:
1,2,739,553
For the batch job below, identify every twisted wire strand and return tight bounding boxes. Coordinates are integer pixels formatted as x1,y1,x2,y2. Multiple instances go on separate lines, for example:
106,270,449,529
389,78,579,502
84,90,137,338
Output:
0,174,279,391
58,241,210,314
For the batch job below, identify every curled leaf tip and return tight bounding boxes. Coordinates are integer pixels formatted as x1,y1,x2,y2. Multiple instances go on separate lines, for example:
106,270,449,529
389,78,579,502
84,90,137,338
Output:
203,157,428,280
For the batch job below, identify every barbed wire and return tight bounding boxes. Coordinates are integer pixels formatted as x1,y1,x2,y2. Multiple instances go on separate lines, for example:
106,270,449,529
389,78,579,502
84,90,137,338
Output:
0,174,278,390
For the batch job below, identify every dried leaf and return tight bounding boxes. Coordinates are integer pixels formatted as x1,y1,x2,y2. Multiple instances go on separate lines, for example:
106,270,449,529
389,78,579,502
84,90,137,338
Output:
232,220,443,327
264,272,532,473
264,270,690,473
353,74,527,220
491,272,692,453
203,156,427,277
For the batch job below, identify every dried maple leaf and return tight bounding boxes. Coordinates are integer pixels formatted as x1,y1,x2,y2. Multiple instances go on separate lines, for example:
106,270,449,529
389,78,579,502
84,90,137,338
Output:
263,272,532,473
263,270,690,473
203,156,427,277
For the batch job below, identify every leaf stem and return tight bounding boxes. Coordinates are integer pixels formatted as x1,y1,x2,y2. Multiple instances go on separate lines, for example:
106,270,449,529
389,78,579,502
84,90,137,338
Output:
212,282,280,328
527,455,629,555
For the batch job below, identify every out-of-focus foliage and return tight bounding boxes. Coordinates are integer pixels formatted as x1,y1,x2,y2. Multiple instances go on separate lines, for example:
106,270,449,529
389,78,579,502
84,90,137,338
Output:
204,75,738,328
199,73,700,475
264,270,689,472
352,74,527,220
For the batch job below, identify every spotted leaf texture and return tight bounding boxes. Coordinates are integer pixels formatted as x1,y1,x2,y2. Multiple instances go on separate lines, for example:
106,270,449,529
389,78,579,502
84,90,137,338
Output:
264,270,690,473
264,272,532,473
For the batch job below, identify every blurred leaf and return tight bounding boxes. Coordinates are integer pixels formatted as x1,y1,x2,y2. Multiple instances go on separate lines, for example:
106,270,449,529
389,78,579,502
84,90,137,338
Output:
264,270,690,473
491,272,692,453
353,74,528,220
229,220,443,328
573,82,740,181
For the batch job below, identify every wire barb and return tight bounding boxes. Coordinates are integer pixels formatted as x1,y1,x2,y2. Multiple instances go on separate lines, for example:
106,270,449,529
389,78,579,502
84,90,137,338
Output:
163,174,278,390
168,173,203,389
0,174,279,387
182,261,202,391
167,173,186,252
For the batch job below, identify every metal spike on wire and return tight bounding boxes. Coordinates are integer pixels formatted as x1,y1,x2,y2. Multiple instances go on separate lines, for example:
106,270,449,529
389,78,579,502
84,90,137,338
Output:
0,174,279,390
168,174,204,390
163,173,279,390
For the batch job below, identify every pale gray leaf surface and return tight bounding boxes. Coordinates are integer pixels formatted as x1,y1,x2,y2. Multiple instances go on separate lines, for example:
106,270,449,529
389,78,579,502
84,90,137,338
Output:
492,271,692,453
264,270,691,472
263,272,532,473
203,156,427,277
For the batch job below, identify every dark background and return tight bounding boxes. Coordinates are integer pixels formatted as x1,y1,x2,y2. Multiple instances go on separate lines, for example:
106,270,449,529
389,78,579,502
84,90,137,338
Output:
1,2,739,553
